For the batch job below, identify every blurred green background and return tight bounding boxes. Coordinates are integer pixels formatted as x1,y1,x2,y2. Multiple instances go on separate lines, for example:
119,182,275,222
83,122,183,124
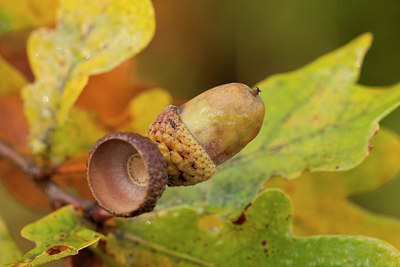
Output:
1,0,400,261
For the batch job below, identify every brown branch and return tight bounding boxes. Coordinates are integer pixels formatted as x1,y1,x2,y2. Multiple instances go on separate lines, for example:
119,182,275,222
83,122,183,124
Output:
50,163,87,175
41,180,112,224
0,139,40,177
0,138,112,224
39,180,93,209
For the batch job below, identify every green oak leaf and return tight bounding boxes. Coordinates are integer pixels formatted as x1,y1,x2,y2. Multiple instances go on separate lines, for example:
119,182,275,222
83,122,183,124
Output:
5,205,102,266
265,128,400,250
22,0,155,154
0,0,57,35
158,33,400,217
0,214,22,265
0,55,27,96
103,190,400,266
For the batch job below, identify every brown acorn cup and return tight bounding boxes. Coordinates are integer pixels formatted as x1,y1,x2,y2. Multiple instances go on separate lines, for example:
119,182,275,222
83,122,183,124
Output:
86,132,168,217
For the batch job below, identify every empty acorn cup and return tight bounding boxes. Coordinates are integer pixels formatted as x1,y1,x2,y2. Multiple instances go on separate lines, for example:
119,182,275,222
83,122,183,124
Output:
86,132,168,217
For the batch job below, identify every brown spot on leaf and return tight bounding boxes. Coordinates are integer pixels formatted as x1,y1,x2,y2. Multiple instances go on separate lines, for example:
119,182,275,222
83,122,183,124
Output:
261,240,267,246
46,245,69,255
366,127,379,154
233,211,246,225
370,127,380,140
232,203,252,225
285,214,292,221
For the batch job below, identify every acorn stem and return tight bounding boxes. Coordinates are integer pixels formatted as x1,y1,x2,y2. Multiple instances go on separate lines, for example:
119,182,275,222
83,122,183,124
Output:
251,87,261,97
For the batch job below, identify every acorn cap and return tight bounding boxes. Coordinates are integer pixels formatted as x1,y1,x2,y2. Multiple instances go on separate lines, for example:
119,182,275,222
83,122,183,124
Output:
86,132,168,217
147,106,217,186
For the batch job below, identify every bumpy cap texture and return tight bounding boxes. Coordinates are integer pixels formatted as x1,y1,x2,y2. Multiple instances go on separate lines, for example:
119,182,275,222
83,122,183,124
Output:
147,106,217,186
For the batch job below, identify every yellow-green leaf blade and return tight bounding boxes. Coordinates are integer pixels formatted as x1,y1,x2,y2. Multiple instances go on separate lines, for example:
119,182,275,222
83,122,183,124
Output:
6,205,102,266
158,33,400,217
0,214,22,265
105,190,400,266
22,0,155,154
265,128,400,250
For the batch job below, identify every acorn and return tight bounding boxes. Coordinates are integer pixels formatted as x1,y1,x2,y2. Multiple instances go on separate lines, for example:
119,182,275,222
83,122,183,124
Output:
147,83,265,186
87,83,265,217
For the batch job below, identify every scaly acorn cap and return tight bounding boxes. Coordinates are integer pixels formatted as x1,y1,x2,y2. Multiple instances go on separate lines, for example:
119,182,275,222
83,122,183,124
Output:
147,83,265,186
147,106,217,186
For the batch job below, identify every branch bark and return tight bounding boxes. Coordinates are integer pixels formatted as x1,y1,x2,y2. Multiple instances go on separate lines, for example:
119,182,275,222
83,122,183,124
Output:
0,140,40,177
0,138,112,224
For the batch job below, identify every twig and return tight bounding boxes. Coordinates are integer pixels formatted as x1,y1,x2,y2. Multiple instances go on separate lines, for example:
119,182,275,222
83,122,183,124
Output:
39,179,93,209
0,138,112,224
41,180,113,223
0,139,40,177
50,163,87,175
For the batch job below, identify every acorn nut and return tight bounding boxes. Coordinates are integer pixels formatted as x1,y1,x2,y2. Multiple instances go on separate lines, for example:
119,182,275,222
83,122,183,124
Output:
147,83,265,186
86,82,265,217
86,132,168,217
